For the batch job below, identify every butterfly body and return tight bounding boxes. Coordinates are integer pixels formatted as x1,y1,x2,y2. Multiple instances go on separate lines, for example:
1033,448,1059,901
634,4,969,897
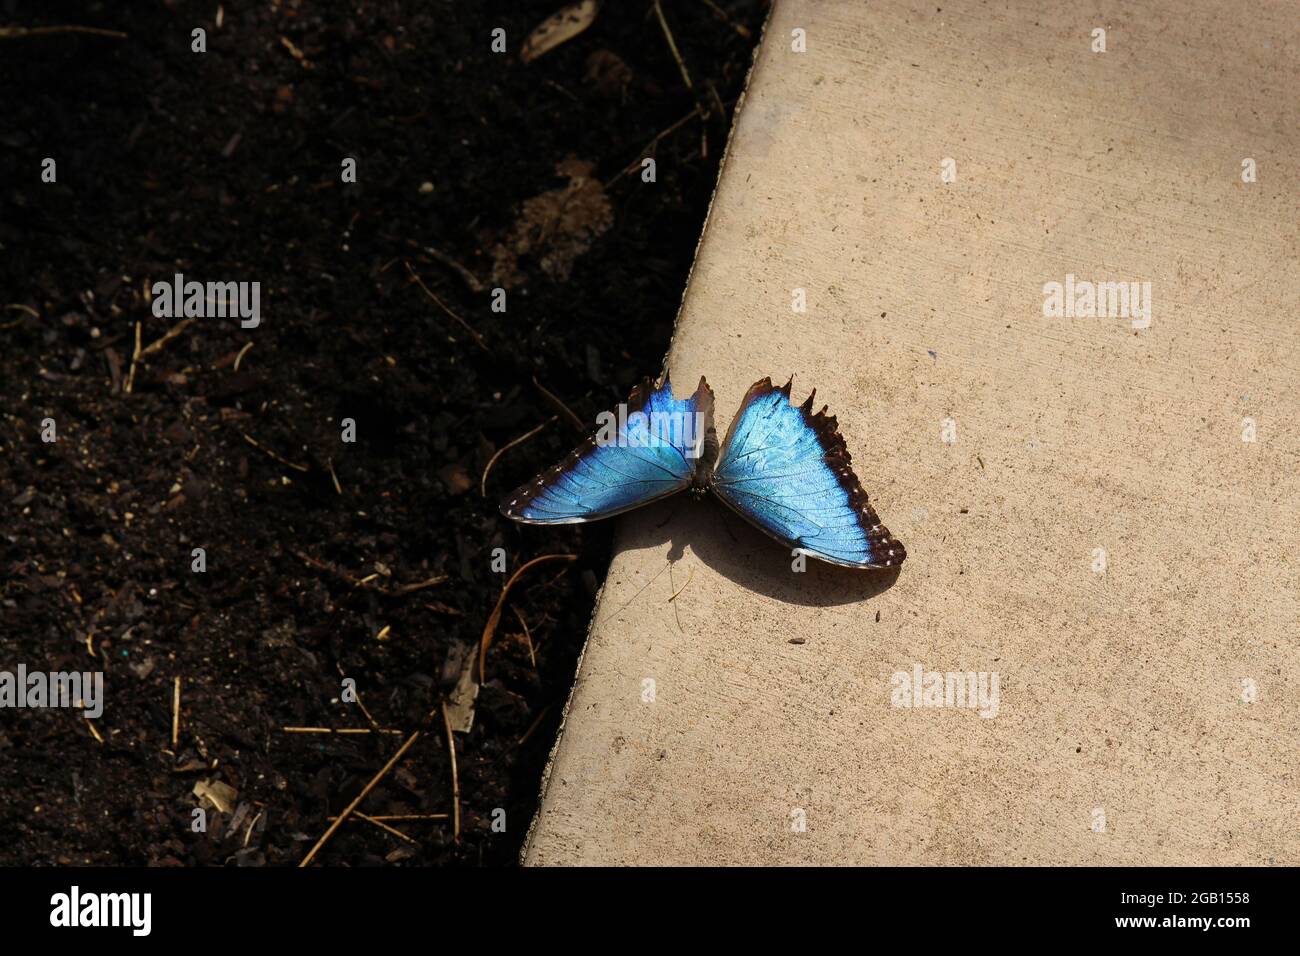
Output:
501,373,906,570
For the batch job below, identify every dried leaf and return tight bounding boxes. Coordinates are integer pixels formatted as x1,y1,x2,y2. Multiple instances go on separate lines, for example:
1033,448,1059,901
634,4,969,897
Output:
491,158,613,288
520,0,601,64
193,778,238,814
436,462,474,496
444,648,480,734
585,49,632,99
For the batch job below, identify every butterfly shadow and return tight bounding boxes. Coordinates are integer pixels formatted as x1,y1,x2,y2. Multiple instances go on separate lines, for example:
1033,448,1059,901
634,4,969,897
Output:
617,497,903,608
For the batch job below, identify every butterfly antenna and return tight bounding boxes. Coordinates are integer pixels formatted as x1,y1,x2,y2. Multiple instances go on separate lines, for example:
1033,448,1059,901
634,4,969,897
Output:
667,564,684,634
595,558,674,627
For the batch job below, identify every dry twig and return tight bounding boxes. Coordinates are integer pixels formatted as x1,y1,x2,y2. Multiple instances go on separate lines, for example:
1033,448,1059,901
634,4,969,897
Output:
283,726,403,735
532,376,586,431
653,1,693,90
292,549,447,596
171,677,181,747
299,727,422,866
480,554,577,682
242,434,310,473
140,318,195,359
480,416,556,497
441,701,460,844
124,321,142,394
405,261,489,353
0,25,127,39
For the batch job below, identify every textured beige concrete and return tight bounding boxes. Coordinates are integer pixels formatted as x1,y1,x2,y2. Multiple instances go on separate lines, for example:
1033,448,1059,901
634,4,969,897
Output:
523,0,1300,865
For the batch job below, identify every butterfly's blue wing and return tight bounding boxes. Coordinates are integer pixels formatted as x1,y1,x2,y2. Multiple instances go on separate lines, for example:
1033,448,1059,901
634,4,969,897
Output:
501,373,714,524
709,377,906,569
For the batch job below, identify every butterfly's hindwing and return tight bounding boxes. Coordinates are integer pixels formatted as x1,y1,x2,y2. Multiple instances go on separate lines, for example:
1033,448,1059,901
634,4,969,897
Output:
709,377,906,569
500,374,714,524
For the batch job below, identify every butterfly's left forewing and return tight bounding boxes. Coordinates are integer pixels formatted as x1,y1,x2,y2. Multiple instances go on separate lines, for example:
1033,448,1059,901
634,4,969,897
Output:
709,377,905,569
501,373,714,524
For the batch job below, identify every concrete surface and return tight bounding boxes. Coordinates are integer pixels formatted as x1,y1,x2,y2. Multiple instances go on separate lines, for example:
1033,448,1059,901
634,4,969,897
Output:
523,0,1300,865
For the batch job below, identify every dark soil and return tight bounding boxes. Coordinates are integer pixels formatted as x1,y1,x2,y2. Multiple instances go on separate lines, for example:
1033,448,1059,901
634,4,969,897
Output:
0,0,765,865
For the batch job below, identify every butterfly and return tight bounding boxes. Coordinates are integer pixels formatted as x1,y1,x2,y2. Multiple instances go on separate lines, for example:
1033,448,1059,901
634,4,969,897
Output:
500,373,906,569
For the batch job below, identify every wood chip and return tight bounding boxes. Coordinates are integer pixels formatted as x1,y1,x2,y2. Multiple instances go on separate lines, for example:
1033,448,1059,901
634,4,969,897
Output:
521,0,601,64
193,778,238,814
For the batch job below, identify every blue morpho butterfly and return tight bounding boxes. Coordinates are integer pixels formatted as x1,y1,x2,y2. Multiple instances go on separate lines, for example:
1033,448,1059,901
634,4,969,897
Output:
501,373,906,569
